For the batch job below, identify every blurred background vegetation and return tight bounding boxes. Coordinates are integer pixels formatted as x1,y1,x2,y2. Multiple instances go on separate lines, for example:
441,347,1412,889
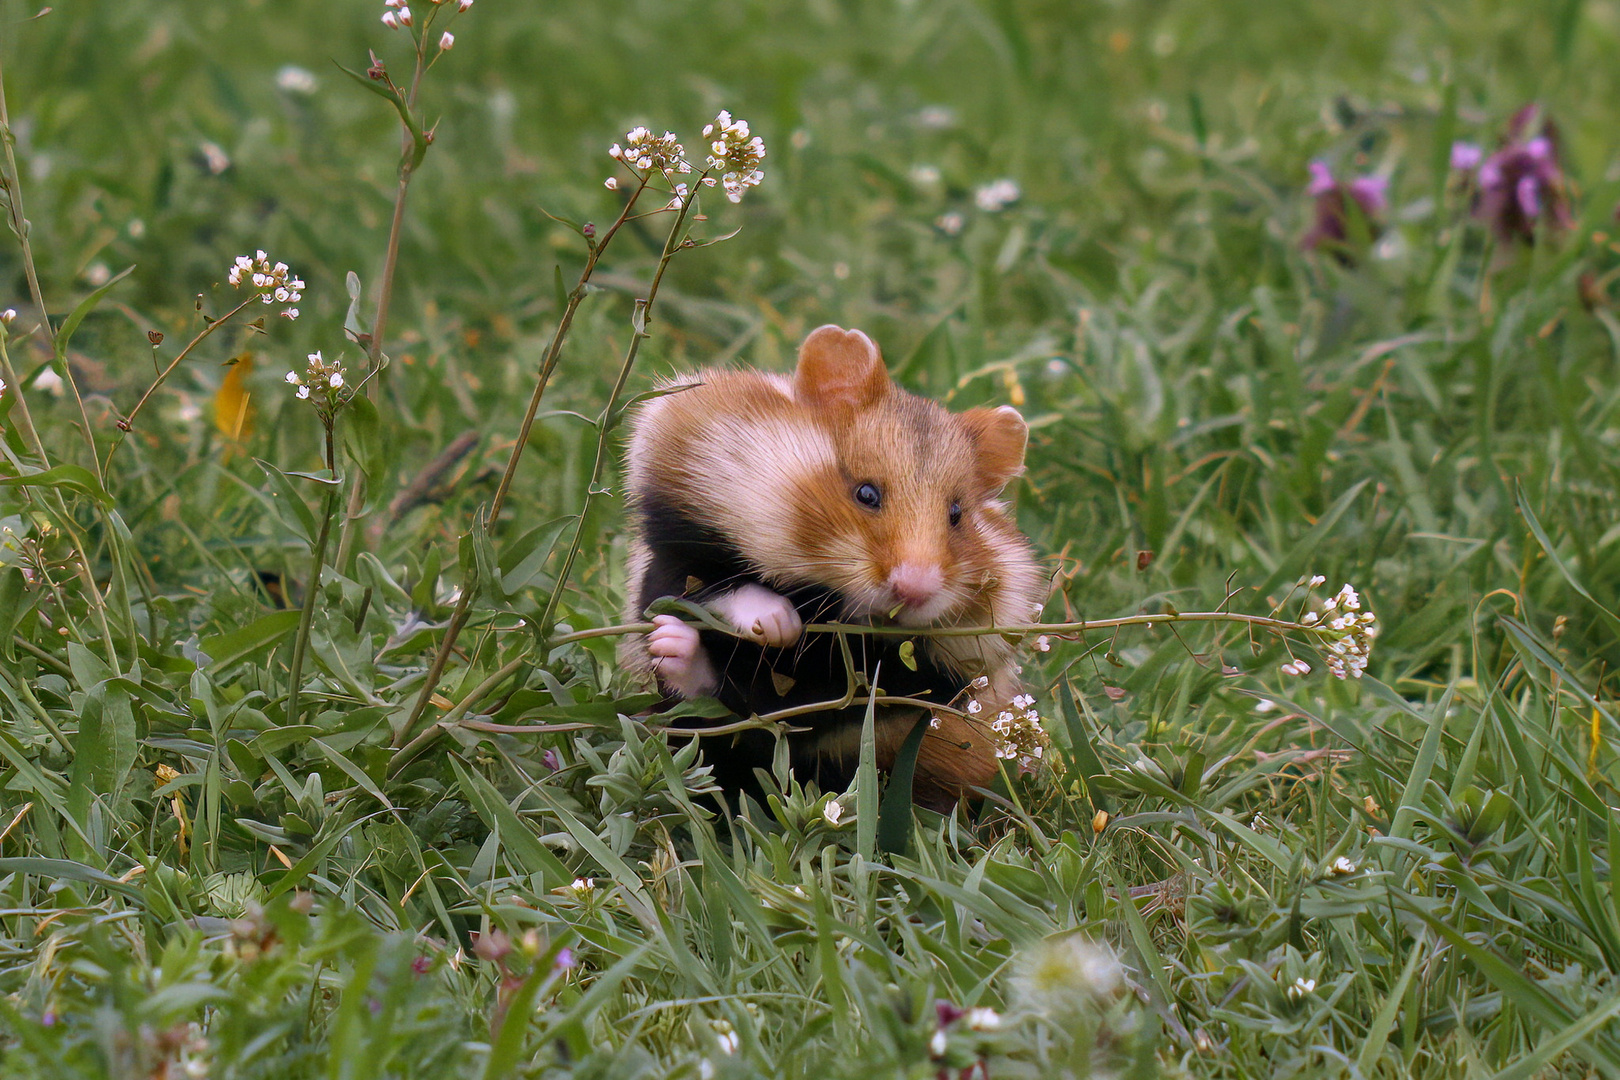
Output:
4,0,1620,1075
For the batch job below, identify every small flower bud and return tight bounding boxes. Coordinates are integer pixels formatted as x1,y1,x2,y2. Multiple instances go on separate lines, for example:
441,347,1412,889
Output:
381,10,399,27
397,6,412,25
582,222,596,238
0,309,14,326
439,30,454,49
457,0,472,9
604,176,618,190
147,329,164,345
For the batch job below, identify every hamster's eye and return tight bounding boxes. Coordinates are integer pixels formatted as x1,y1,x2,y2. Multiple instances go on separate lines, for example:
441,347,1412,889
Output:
854,482,882,509
948,501,962,527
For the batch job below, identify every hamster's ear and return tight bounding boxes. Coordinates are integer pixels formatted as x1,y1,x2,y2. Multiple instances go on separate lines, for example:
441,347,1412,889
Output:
795,325,889,410
961,405,1028,492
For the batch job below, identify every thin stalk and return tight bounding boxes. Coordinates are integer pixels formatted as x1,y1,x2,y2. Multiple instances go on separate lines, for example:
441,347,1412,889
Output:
547,610,1329,645
284,427,341,726
536,190,700,635
102,295,258,471
333,44,428,571
0,51,98,478
394,177,653,747
387,651,530,776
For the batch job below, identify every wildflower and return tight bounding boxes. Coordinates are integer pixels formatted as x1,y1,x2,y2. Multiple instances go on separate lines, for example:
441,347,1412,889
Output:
439,30,454,50
0,308,13,325
1308,574,1326,587
1035,634,1051,652
1455,105,1573,243
457,0,472,9
1302,160,1387,256
616,126,689,176
928,716,941,729
397,5,413,26
966,699,982,715
227,252,303,318
1014,935,1123,1009
966,1007,1001,1031
1285,976,1316,1001
1329,856,1357,876
712,1019,739,1055
929,1029,948,1057
381,10,399,28
1250,811,1269,832
604,176,618,191
702,111,766,202
1302,611,1319,625
276,65,318,94
971,675,990,689
554,947,576,969
570,877,595,897
936,211,965,235
821,799,844,826
974,178,1021,212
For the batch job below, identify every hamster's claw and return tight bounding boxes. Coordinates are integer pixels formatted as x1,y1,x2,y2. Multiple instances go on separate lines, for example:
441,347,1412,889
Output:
711,583,803,648
648,614,719,699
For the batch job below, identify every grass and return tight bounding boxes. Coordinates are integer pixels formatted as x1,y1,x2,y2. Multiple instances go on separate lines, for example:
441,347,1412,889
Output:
2,0,1620,1075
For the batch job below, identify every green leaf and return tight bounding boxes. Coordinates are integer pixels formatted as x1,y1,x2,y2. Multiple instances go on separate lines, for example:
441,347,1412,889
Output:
342,394,384,482
255,459,317,544
54,264,134,360
0,857,143,900
201,609,301,671
1255,478,1370,597
1517,483,1620,641
450,758,570,889
499,516,570,597
0,464,112,506
877,713,927,856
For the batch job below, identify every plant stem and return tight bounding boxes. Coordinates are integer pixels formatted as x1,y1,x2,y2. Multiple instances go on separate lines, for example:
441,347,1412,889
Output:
393,178,652,747
284,426,341,726
334,46,428,572
102,296,259,471
0,51,99,479
536,190,700,636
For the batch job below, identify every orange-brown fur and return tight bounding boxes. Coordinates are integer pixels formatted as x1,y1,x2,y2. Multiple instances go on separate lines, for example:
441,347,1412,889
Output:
622,325,1046,803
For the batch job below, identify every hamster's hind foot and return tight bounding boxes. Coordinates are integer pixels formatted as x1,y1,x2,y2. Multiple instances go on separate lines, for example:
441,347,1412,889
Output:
710,583,804,647
648,614,719,698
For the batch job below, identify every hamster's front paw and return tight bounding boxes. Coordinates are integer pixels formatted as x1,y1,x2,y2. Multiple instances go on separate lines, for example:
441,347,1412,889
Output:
712,583,804,647
648,614,718,698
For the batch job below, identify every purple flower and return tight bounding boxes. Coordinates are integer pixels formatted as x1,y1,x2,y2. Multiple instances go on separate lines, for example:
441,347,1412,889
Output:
1463,105,1572,243
554,947,576,969
541,749,562,773
935,1000,967,1027
1302,160,1387,257
1450,142,1483,171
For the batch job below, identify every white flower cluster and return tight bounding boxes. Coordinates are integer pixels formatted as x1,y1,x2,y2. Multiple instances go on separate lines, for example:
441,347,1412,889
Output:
1284,976,1316,1001
227,251,303,320
704,111,766,203
974,178,1021,212
285,351,346,403
382,0,471,33
1316,582,1376,679
611,127,689,175
988,691,1049,767
1328,856,1357,876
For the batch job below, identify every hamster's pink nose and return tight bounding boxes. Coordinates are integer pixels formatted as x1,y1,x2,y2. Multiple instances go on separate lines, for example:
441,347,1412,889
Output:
888,563,944,607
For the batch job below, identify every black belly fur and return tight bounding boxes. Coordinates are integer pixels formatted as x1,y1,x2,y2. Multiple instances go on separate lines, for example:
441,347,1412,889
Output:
635,495,965,797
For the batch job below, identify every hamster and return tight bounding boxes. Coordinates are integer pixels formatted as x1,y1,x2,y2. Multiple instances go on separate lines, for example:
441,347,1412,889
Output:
621,324,1046,810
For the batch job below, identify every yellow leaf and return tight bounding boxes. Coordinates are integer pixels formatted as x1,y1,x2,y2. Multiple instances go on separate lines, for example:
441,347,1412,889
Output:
214,352,255,444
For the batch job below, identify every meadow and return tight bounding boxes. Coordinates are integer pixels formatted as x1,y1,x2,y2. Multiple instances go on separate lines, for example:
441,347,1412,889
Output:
1,0,1619,1075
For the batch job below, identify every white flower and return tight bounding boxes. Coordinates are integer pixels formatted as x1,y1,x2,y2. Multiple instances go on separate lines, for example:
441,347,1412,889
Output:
327,371,343,389
928,716,941,729
929,1029,948,1057
439,30,454,50
275,66,318,94
0,308,14,326
1308,574,1326,587
604,176,619,190
457,0,472,9
971,675,990,689
703,111,766,202
821,800,844,826
716,1028,738,1055
296,385,310,400
1302,611,1319,625
966,1007,1001,1031
228,252,302,314
381,10,399,28
1330,856,1357,876
570,876,594,896
1035,635,1051,652
285,371,302,385
966,699,982,715
936,211,965,235
974,178,1021,212
1285,976,1317,1001
397,5,412,25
